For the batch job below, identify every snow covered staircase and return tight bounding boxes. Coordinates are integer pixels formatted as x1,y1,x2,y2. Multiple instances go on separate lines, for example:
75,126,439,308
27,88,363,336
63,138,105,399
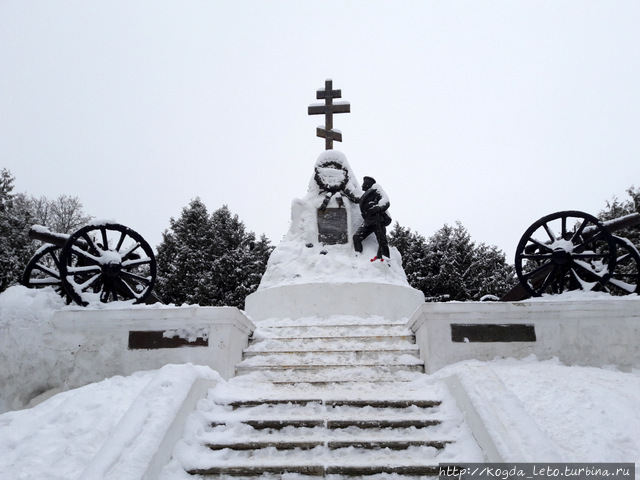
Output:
235,316,425,383
166,315,484,478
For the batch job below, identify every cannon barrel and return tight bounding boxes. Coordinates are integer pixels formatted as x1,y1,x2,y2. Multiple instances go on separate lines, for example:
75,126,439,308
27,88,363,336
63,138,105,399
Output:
28,225,72,248
28,225,91,251
597,212,640,234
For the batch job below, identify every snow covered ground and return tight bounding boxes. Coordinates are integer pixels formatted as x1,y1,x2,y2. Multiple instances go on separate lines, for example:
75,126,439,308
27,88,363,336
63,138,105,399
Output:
0,355,638,479
1,286,639,478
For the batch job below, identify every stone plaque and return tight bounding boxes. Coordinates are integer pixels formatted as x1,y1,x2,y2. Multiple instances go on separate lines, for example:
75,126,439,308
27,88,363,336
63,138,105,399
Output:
450,324,537,343
128,331,208,349
317,208,348,245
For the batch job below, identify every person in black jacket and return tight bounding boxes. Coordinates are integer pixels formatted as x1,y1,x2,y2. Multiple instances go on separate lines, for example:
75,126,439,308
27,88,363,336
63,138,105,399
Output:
353,176,392,261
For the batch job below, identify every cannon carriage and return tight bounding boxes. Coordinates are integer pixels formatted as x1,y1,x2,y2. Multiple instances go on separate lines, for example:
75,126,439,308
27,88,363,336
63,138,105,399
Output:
22,222,158,306
501,210,640,301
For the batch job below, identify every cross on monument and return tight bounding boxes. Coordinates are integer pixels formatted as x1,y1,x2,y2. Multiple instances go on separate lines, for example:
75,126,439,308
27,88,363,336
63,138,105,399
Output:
308,79,351,150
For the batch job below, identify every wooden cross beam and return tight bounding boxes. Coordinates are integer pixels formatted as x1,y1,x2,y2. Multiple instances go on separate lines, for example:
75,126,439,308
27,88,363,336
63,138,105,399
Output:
308,79,350,150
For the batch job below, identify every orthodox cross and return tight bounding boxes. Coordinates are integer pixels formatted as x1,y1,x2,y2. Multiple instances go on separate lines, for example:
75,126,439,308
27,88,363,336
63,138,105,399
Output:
308,79,350,150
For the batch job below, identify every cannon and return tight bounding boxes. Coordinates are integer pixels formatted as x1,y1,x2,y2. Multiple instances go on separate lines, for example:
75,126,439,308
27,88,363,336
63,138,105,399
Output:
501,210,640,301
22,222,158,306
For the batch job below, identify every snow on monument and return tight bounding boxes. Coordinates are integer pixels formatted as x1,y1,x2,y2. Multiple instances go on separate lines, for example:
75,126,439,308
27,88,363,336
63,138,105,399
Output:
257,149,409,289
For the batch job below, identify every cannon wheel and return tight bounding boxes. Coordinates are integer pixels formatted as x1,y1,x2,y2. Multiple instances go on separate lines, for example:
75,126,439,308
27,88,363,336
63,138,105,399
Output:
515,211,616,297
606,235,640,295
22,244,70,301
59,223,157,306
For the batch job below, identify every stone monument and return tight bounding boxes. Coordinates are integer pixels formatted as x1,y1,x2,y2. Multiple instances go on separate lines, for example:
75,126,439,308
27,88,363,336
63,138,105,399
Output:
244,79,425,320
308,79,357,246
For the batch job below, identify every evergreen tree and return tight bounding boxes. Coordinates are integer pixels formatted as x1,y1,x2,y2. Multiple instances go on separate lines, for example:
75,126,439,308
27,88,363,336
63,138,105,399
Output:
466,242,516,300
388,223,430,293
156,200,273,308
390,220,515,301
422,222,473,300
156,198,215,306
0,169,34,292
597,186,640,296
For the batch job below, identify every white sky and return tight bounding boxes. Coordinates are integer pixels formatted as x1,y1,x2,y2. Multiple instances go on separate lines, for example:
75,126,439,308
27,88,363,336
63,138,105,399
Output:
2,1,640,258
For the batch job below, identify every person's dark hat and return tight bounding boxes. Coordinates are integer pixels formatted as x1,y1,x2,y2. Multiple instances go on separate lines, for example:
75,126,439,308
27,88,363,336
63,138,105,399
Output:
363,176,376,184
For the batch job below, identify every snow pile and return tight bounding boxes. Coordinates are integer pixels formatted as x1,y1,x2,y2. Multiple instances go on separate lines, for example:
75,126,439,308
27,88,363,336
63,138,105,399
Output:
0,286,222,414
491,356,640,463
0,369,154,478
525,290,640,302
0,286,69,413
436,356,640,464
259,241,409,288
0,364,221,480
259,150,409,289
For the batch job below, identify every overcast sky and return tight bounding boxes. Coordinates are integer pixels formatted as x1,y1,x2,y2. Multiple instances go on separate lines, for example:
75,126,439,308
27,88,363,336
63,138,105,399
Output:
2,1,639,259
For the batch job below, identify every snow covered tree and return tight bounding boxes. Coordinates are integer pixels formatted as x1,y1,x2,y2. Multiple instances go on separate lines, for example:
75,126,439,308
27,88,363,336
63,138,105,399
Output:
421,222,475,301
0,168,14,212
465,242,516,300
388,223,431,294
0,169,34,292
156,200,273,308
390,221,515,301
598,185,640,247
15,193,92,234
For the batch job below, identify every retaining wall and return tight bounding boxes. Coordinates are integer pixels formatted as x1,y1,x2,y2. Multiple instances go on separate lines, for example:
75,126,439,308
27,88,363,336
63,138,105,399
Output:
408,298,640,372
52,306,255,387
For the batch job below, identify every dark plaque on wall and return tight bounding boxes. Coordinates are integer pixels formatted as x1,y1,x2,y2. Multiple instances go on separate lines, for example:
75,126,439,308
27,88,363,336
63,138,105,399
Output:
450,324,537,342
318,208,348,245
128,331,208,349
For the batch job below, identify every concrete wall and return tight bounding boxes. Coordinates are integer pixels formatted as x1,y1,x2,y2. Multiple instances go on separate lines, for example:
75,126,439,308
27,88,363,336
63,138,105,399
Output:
52,306,255,387
408,298,640,372
245,282,425,321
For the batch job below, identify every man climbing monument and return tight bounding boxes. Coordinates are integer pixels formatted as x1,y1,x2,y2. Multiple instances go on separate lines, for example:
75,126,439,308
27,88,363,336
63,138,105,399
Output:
353,176,392,261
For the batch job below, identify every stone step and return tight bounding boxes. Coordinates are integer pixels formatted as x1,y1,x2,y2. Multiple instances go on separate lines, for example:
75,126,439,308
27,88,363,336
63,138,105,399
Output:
236,364,425,376
236,363,425,379
226,398,441,408
236,367,425,384
255,317,408,328
244,336,417,353
216,400,440,418
237,353,423,369
255,324,412,336
243,345,420,355
267,378,419,387
240,349,420,363
251,333,415,341
169,315,474,479
211,418,440,429
187,464,441,477
204,439,450,450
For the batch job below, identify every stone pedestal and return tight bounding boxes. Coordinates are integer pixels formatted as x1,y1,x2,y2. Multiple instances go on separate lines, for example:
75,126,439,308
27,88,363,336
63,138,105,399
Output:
245,282,425,322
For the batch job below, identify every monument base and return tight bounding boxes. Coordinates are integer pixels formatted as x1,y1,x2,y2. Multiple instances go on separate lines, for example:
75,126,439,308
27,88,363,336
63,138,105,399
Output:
244,282,425,321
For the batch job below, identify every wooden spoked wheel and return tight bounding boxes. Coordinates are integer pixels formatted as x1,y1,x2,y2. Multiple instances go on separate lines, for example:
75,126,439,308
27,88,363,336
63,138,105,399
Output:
59,223,157,306
606,235,640,295
515,211,616,297
22,244,69,301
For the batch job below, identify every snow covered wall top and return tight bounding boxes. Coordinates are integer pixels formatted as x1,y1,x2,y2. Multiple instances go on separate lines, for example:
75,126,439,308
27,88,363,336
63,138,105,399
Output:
258,150,410,289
